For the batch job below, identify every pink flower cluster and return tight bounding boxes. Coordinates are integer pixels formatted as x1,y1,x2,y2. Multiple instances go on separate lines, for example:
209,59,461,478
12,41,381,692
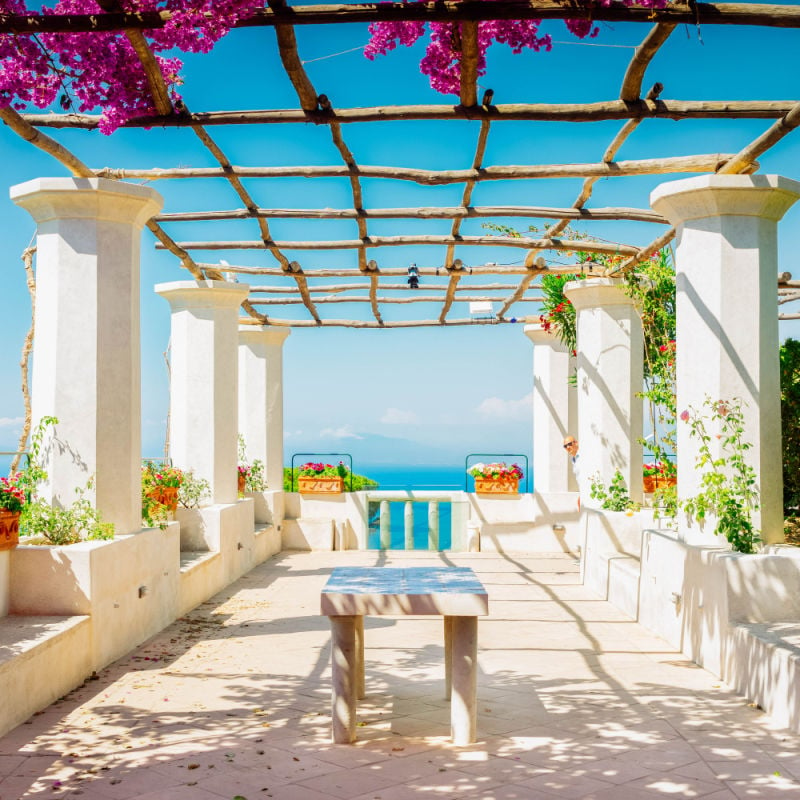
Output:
0,473,27,513
468,462,524,481
0,1,263,133
365,0,671,95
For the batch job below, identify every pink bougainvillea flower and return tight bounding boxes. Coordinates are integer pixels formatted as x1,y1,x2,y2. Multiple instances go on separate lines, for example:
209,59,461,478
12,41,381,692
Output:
680,410,690,422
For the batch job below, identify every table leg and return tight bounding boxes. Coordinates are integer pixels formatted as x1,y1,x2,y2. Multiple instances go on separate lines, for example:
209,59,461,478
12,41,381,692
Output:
450,616,478,746
443,615,453,700
330,615,358,743
355,615,365,700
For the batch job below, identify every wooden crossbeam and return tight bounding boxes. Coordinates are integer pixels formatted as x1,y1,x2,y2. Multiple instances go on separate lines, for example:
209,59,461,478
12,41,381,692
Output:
249,294,544,305
619,23,676,102
155,204,667,224
249,282,536,293
459,21,480,108
4,3,800,34
201,262,584,277
160,235,640,254
95,154,738,184
238,316,525,329
26,100,800,129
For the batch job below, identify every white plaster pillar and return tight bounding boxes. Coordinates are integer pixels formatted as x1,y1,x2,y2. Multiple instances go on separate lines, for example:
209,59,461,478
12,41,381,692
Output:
11,178,162,534
563,278,644,504
156,281,250,504
651,175,800,545
524,323,578,493
238,326,290,492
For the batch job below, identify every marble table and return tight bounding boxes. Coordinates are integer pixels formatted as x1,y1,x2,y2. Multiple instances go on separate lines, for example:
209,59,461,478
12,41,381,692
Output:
321,566,489,745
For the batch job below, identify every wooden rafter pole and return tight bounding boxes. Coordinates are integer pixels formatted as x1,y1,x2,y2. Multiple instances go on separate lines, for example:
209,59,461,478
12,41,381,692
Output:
619,23,676,102
4,3,800,34
250,294,544,305
160,235,641,254
268,0,319,112
203,262,585,277
239,315,526,329
95,154,739,184
442,92,493,323
459,21,480,108
0,107,94,177
717,99,800,174
249,281,539,293
95,0,173,115
25,99,800,129
155,204,668,224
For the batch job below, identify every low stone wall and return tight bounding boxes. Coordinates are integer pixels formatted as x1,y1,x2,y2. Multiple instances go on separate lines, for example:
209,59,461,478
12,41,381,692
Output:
0,497,281,737
583,510,800,735
281,490,584,553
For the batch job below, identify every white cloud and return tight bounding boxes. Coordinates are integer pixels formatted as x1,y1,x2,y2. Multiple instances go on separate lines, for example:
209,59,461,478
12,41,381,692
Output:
380,407,419,425
476,392,533,421
0,417,24,428
319,425,363,440
284,429,305,439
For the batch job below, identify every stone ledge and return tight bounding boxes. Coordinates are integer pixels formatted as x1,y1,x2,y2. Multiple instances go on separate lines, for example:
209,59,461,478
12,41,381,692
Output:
0,614,92,737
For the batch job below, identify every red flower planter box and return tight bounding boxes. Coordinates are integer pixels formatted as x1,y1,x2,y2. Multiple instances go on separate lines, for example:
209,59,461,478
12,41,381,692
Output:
474,477,519,495
298,476,344,494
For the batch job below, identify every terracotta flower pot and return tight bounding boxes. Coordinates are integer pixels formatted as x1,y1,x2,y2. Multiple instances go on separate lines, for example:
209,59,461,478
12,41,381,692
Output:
474,477,519,494
147,486,179,512
297,476,344,494
238,473,246,494
643,475,677,494
0,509,21,551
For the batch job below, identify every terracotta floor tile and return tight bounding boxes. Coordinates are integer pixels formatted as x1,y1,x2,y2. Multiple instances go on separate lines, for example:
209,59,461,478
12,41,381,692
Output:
0,551,799,800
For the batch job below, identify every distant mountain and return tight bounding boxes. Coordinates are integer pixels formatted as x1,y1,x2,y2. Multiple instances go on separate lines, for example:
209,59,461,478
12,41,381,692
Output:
285,431,463,467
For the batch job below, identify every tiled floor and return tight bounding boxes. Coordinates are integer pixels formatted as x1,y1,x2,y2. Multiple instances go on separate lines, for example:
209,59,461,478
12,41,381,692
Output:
2,549,800,799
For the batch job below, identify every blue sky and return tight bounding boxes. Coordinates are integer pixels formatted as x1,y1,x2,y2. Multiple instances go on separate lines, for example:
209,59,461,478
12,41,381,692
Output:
2,4,800,469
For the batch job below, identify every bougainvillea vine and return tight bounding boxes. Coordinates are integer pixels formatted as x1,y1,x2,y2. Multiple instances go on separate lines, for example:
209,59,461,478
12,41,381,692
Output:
0,1,264,133
364,0,672,96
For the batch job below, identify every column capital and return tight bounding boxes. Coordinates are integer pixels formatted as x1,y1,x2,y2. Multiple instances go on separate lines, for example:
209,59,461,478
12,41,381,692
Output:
651,174,800,226
239,325,291,346
523,323,568,351
11,177,162,227
563,277,634,312
155,280,250,310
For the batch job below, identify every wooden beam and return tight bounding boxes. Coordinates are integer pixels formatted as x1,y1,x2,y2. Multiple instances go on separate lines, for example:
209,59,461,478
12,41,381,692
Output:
238,315,526,329
717,100,800,174
25,100,800,129
249,294,544,305
0,107,94,178
459,21,480,108
95,0,172,115
202,262,585,277
249,281,534,293
268,0,319,112
161,235,640,254
619,23,676,102
155,204,667,224
98,154,738,184
4,3,800,34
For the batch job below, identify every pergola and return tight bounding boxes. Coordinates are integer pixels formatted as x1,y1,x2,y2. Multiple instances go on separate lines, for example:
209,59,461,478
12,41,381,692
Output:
3,1,800,328
3,1,800,550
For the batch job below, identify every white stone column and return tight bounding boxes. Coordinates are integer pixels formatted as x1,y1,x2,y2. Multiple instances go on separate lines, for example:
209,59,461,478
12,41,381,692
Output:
563,278,644,504
11,178,162,534
524,323,578,493
156,281,250,504
238,326,290,492
651,175,800,545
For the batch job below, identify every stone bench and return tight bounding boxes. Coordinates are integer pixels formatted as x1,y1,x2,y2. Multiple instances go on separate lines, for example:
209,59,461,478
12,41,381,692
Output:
0,614,91,736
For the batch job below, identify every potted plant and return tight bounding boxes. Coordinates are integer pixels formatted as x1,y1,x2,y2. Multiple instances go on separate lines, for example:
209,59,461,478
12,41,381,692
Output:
142,461,184,523
643,462,677,494
468,462,524,494
297,462,348,494
0,472,26,550
237,436,267,495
